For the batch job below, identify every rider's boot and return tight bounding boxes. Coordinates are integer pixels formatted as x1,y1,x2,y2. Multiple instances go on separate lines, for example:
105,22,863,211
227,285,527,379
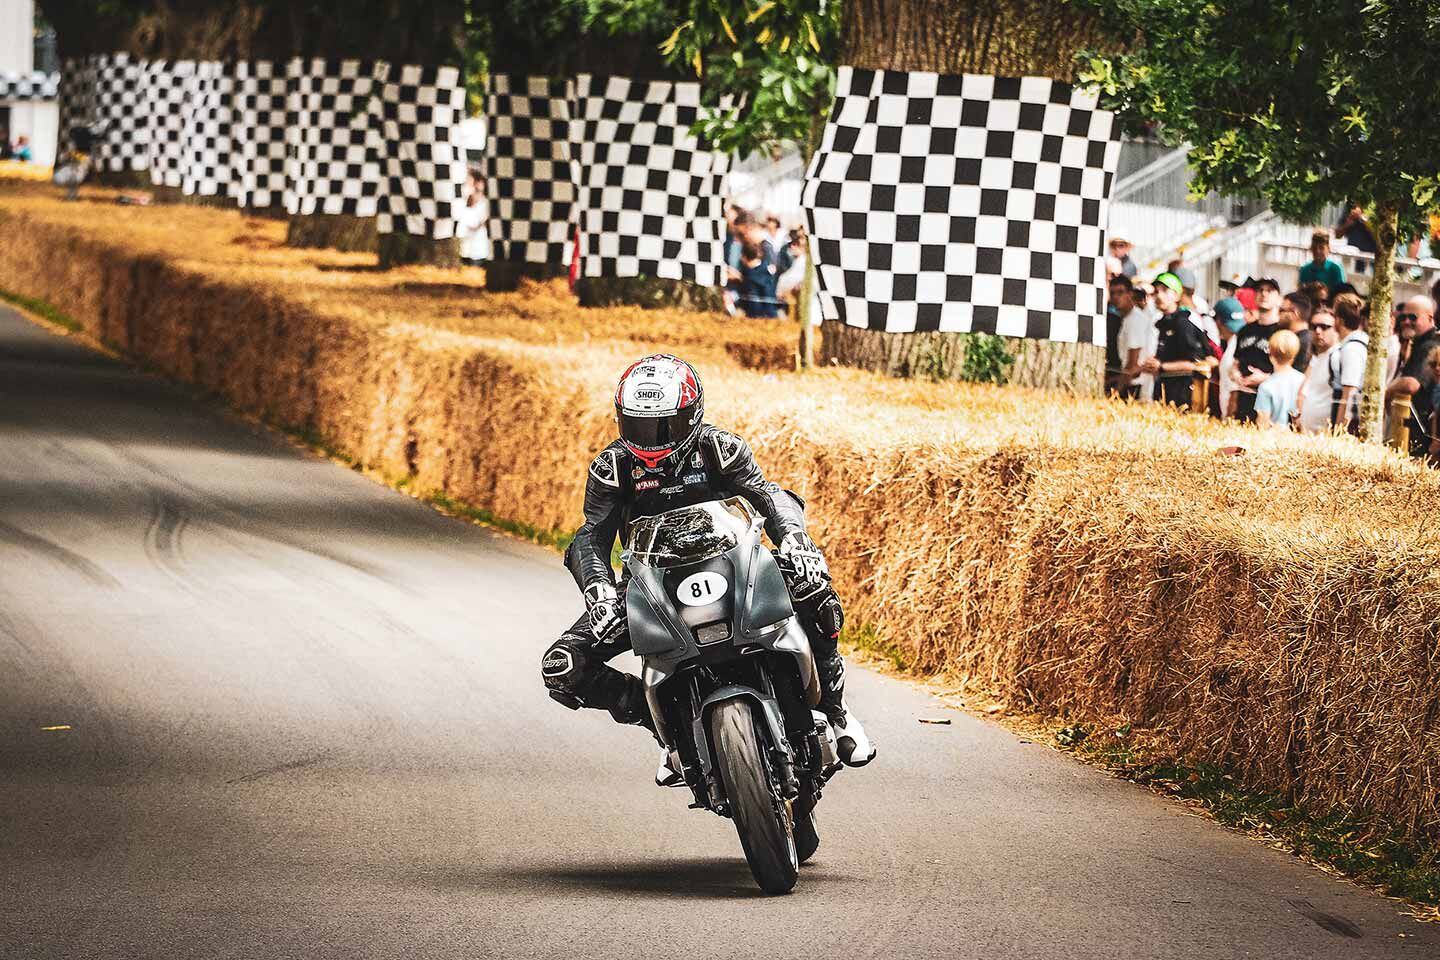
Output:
606,674,682,786
817,653,876,767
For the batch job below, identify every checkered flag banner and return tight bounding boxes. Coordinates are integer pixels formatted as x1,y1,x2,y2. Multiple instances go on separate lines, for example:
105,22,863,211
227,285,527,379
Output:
179,61,235,197
92,53,150,172
571,75,730,286
485,74,577,265
803,67,1122,342
232,60,289,208
373,63,468,239
0,71,59,101
284,58,385,218
145,60,192,187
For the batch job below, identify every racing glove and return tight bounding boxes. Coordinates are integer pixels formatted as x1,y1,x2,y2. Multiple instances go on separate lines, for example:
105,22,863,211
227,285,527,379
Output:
584,582,625,644
778,532,830,598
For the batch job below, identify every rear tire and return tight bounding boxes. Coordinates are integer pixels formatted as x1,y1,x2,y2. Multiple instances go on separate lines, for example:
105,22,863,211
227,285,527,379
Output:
711,699,798,895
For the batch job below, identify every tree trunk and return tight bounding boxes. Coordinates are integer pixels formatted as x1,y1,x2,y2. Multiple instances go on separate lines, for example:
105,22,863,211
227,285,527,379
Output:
286,214,379,253
379,233,461,268
824,0,1112,394
1357,202,1399,443
796,107,828,369
485,260,567,292
575,277,724,312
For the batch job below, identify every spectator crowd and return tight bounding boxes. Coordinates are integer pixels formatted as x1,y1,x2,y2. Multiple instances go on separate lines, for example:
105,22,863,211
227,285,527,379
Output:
721,204,811,319
1106,229,1440,464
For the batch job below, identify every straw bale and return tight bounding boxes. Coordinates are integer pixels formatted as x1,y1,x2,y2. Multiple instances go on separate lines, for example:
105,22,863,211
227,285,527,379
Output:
2,177,1439,843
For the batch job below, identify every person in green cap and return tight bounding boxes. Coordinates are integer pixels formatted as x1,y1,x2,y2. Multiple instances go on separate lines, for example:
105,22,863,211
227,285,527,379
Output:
1140,272,1212,407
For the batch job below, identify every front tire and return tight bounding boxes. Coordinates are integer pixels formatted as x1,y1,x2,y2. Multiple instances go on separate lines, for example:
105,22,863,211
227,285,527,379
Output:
711,699,798,895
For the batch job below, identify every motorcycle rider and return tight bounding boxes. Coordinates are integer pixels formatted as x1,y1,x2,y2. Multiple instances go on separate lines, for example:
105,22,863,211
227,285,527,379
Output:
541,354,875,778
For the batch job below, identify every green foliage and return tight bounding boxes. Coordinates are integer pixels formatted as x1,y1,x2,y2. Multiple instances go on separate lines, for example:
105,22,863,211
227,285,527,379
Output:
959,333,1016,385
591,0,842,156
0,289,81,332
1074,0,1440,232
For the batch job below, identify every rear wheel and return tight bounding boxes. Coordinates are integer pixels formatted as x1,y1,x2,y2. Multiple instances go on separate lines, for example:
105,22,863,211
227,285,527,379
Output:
711,699,798,895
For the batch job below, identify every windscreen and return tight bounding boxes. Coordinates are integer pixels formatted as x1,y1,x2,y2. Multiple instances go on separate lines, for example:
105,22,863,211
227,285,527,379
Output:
628,499,754,568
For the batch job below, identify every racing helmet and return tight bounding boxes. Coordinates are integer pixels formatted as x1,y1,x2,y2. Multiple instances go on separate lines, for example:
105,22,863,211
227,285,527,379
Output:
614,355,704,469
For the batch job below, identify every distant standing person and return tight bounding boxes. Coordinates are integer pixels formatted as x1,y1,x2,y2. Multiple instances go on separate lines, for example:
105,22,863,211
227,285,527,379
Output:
1334,205,1378,272
1280,291,1314,372
1298,231,1346,293
1385,295,1439,457
1227,278,1284,422
1141,272,1211,408
1329,292,1369,433
1296,307,1340,433
1108,236,1139,278
1254,330,1305,429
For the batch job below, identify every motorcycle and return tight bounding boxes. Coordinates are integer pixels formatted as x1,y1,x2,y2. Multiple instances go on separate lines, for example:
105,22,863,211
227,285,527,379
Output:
623,497,842,895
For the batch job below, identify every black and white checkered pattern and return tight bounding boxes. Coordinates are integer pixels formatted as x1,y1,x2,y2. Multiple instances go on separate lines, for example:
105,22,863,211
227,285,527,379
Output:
0,71,59,101
145,60,192,187
284,58,384,218
179,61,235,197
92,53,149,172
570,75,729,286
373,63,468,239
803,67,1123,342
231,60,288,207
57,56,97,153
485,74,576,264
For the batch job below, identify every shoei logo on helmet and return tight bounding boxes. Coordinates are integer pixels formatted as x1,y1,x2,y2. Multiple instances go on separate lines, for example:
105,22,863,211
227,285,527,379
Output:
615,355,704,468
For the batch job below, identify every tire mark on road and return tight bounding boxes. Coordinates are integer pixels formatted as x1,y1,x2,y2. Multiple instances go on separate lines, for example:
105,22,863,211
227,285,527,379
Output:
142,492,190,582
227,753,330,785
1287,899,1363,939
0,519,120,587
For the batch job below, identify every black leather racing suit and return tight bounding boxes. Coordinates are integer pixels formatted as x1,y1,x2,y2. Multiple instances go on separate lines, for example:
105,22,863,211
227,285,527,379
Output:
540,423,847,727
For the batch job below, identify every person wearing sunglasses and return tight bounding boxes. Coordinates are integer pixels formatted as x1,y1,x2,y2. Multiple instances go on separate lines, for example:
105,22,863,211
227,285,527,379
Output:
1387,295,1439,457
1296,308,1341,433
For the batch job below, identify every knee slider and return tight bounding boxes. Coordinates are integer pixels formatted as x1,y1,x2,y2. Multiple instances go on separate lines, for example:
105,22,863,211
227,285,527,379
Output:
541,637,589,699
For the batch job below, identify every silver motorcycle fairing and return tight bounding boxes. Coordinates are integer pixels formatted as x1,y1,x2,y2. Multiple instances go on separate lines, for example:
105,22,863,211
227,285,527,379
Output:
643,616,819,749
627,503,819,748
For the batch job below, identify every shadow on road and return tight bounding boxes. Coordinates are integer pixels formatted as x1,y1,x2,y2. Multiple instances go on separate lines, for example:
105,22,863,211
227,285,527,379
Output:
430,857,857,901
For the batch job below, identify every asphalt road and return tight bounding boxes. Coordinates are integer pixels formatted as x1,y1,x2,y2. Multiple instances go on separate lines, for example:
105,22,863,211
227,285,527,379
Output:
0,302,1434,960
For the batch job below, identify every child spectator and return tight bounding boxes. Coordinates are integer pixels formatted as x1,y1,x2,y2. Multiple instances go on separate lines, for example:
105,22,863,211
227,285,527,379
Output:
1254,330,1304,429
734,241,781,318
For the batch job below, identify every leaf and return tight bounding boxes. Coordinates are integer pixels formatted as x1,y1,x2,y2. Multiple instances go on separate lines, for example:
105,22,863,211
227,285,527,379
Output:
805,16,820,51
782,78,796,106
719,13,737,44
746,1,776,24
780,34,791,52
692,48,703,77
758,26,772,44
658,20,691,56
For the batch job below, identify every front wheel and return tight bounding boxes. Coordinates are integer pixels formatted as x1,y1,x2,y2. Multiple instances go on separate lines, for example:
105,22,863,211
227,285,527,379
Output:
711,699,798,895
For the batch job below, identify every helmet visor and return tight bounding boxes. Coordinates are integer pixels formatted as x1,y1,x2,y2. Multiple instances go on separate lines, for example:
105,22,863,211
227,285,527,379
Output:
619,410,690,451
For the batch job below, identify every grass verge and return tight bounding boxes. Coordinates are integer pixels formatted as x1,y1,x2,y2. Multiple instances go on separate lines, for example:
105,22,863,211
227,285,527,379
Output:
1,287,82,332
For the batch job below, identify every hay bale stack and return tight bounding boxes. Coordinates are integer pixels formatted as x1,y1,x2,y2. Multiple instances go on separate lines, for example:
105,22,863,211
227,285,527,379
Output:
2,178,1437,844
